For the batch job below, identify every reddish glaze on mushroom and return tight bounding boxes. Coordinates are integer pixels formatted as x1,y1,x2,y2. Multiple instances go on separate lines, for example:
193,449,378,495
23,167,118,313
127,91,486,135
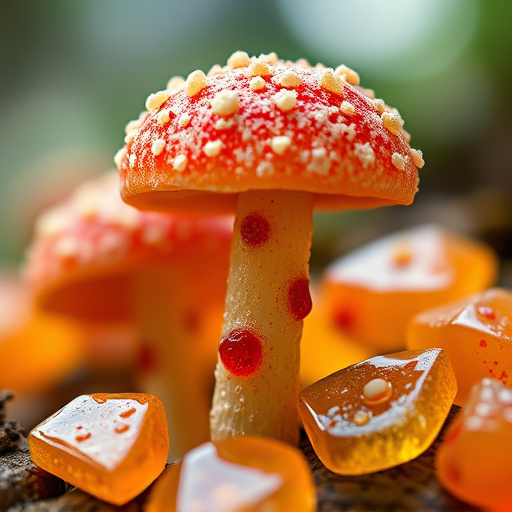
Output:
25,172,233,458
116,51,423,444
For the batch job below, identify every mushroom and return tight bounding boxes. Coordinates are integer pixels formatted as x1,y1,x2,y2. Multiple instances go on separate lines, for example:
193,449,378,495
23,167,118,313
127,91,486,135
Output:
116,51,423,444
25,172,232,458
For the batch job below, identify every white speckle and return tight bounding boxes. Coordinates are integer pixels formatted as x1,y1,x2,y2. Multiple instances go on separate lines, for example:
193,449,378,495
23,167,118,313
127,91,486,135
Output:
55,237,78,259
411,149,425,168
248,60,271,77
256,161,275,177
173,154,188,172
179,114,191,127
391,152,410,170
129,153,137,168
340,101,355,116
327,405,340,417
166,76,185,92
307,148,331,175
250,76,266,91
124,130,136,144
227,51,250,69
204,140,223,157
35,209,69,238
272,89,297,111
466,415,483,431
142,225,166,246
499,388,512,404
273,70,302,88
359,87,376,99
215,117,236,130
185,70,207,97
339,122,356,141
124,119,142,134
207,64,223,76
334,64,360,86
157,109,170,126
382,111,404,135
258,52,278,65
475,402,493,417
211,90,239,116
145,90,170,111
114,148,127,169
354,142,375,168
320,68,344,95
271,135,292,155
372,99,386,114
151,139,165,156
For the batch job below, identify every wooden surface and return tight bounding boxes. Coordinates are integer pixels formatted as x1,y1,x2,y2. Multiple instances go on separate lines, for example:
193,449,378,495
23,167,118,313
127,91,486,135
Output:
1,402,480,512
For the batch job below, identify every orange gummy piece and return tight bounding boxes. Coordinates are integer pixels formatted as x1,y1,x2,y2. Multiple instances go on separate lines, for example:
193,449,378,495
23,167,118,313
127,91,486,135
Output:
300,293,375,389
437,378,512,509
322,225,497,350
29,393,168,505
407,288,512,405
146,436,316,512
299,348,457,474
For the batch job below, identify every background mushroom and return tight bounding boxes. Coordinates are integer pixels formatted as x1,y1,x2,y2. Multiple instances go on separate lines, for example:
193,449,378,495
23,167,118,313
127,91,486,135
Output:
25,172,233,459
117,51,423,444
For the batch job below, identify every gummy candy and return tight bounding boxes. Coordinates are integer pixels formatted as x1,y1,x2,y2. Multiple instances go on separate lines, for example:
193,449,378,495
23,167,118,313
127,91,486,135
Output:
29,393,168,505
299,348,456,474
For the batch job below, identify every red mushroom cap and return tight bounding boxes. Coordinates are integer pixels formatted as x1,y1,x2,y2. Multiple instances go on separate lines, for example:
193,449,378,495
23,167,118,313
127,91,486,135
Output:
25,172,233,321
117,52,423,215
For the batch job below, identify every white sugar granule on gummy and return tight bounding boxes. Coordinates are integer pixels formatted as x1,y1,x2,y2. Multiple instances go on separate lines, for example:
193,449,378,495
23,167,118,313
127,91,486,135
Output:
204,140,223,157
272,90,297,111
146,90,170,111
411,149,425,168
340,101,355,116
271,136,292,155
227,51,250,69
273,71,302,88
320,68,344,95
173,154,188,172
248,60,271,77
166,76,185,93
157,109,171,126
382,111,404,135
114,148,127,169
151,139,165,156
334,64,360,86
185,70,207,97
392,152,409,170
124,131,136,144
339,122,356,141
354,142,375,168
211,90,240,116
129,153,137,168
250,76,266,91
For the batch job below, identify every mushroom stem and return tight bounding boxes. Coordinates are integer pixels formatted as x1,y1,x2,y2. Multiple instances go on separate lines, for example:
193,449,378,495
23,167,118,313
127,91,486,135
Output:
133,266,216,460
211,190,313,444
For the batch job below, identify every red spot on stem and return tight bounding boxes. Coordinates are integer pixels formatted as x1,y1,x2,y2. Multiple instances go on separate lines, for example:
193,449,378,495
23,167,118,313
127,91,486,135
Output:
219,328,263,377
241,212,270,248
480,340,487,348
287,277,312,321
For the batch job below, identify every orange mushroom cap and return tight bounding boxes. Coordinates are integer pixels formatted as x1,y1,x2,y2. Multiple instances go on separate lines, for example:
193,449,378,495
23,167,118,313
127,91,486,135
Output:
116,52,423,215
25,172,233,322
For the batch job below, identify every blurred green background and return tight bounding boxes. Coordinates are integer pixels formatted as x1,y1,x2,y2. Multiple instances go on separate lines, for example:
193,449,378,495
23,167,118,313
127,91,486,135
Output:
1,0,511,280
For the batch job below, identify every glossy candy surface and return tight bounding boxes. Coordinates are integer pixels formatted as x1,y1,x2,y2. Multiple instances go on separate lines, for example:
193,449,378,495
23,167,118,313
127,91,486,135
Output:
323,225,497,350
146,436,316,512
437,378,512,509
29,393,168,505
299,348,456,474
407,288,512,404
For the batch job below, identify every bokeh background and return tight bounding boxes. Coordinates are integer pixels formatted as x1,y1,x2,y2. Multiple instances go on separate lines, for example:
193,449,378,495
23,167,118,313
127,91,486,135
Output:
1,0,511,278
